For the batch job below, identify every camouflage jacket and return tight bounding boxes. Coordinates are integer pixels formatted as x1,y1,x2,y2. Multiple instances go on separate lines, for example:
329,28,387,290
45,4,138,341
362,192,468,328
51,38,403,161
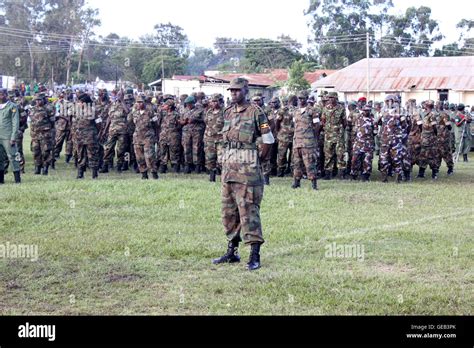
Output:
108,101,129,135
323,104,345,142
55,100,74,131
72,103,99,146
292,106,318,148
30,105,55,135
353,114,376,152
275,106,294,143
221,102,272,185
437,111,452,142
379,108,403,145
421,111,438,146
204,107,224,141
127,108,158,144
159,110,181,143
181,106,205,133
408,111,423,145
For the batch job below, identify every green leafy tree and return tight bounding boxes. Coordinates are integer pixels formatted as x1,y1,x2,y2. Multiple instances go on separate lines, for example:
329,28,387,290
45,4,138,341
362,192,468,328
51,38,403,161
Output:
287,59,310,93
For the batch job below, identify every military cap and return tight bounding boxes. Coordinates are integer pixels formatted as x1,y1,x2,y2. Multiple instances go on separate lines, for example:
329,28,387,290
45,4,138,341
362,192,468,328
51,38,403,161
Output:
328,91,338,98
196,91,206,98
270,96,280,103
210,93,221,102
254,91,264,98
184,95,196,104
227,77,249,90
251,95,262,102
297,90,309,99
384,94,396,101
349,101,357,107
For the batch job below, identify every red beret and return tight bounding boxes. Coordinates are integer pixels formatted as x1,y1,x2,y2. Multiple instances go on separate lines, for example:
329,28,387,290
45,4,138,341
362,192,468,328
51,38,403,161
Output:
358,97,367,102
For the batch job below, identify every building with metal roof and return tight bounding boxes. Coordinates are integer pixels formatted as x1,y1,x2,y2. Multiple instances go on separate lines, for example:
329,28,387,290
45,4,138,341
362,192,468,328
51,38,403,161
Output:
312,56,474,105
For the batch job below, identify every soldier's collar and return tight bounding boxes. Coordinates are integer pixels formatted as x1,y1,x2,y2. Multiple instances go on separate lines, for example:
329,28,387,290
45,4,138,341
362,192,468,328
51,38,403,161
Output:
234,102,250,113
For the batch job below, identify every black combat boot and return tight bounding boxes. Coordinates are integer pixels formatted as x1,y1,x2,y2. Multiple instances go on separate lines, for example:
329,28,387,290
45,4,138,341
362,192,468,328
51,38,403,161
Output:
116,163,123,173
159,164,167,174
388,167,393,177
74,157,78,168
0,170,4,184
216,167,221,176
99,165,109,173
264,174,270,185
184,165,191,174
42,166,49,176
92,168,98,179
247,243,261,271
291,178,301,189
133,163,140,173
332,168,338,178
77,167,84,179
212,239,241,264
396,173,403,183
51,159,55,170
122,162,129,171
151,171,159,180
463,154,468,162
432,169,439,180
14,171,21,184
195,165,202,174
381,174,388,183
311,178,318,190
447,166,454,176
323,170,331,180
172,164,180,173
141,171,149,180
338,170,345,180
65,154,72,163
416,167,426,178
361,174,370,182
277,168,285,177
34,166,41,175
209,169,216,182
404,170,411,182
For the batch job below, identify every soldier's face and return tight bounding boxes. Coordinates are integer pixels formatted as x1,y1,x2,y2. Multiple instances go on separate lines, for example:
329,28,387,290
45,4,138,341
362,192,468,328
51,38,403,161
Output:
210,100,219,109
230,88,245,104
328,97,337,105
298,98,307,107
137,101,145,110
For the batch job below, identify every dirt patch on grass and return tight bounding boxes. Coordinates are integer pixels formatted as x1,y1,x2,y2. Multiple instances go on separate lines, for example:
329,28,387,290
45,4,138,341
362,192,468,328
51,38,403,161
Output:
105,273,143,283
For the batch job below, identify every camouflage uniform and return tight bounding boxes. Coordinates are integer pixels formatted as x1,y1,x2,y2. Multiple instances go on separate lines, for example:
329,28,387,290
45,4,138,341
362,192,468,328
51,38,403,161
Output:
322,94,346,177
350,108,376,179
436,110,454,171
102,100,129,170
454,108,472,159
95,98,111,169
275,104,294,176
30,99,55,171
0,98,20,178
291,100,318,183
344,105,359,175
127,100,159,175
73,98,100,176
54,99,74,159
159,101,182,169
181,102,205,171
378,98,403,181
204,96,224,173
418,108,440,176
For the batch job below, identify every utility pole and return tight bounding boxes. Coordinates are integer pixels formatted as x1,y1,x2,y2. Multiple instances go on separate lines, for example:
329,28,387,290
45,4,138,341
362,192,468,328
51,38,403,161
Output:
366,32,370,101
161,51,165,93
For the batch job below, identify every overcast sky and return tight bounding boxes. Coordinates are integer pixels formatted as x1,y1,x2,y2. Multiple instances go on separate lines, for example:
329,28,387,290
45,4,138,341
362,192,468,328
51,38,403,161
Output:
88,0,472,51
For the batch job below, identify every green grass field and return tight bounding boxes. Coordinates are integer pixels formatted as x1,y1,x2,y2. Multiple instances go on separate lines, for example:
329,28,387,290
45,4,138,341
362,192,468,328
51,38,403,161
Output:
0,132,473,315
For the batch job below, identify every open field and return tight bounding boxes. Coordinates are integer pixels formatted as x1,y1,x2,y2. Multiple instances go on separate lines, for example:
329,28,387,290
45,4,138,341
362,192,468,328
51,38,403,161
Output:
0,133,473,315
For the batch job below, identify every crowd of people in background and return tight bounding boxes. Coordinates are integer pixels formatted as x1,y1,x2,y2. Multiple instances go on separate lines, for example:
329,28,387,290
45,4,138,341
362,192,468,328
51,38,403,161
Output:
0,82,472,186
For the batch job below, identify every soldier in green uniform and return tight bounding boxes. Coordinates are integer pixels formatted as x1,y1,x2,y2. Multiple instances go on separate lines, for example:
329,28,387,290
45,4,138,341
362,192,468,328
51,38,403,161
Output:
159,95,182,173
30,93,55,175
417,100,440,180
180,96,205,174
204,93,224,182
454,104,472,162
212,78,274,271
275,96,294,177
0,89,21,184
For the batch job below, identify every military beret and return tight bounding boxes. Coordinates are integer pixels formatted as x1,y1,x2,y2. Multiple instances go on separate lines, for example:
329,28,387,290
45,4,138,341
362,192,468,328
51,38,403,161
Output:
184,95,196,104
227,77,249,90
349,101,357,107
358,96,367,102
297,90,309,99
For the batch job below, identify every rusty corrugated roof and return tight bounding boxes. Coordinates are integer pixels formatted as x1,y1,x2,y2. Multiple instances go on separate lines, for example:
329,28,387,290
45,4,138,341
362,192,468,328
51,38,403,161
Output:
312,56,474,92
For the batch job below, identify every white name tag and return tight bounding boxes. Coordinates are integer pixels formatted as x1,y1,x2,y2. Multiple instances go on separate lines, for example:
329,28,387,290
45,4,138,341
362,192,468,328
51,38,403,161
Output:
95,117,102,124
417,120,423,125
313,117,320,124
152,116,158,122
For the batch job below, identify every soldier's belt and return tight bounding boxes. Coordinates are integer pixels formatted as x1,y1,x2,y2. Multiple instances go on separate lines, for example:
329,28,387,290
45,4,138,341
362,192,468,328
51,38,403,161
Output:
223,141,256,150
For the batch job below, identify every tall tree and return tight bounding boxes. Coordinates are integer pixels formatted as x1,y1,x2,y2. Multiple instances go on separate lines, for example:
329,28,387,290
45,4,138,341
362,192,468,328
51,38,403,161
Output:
286,59,310,93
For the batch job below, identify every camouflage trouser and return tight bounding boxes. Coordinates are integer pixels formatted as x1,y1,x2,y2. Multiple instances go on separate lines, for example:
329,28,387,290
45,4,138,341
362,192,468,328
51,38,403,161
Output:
182,128,204,165
293,147,318,180
159,135,181,165
0,138,20,172
324,139,345,171
350,148,373,176
419,145,440,171
125,133,136,167
346,138,354,173
277,140,292,171
134,141,158,173
103,133,129,167
54,128,73,157
408,141,421,167
77,142,100,170
380,142,403,176
436,140,453,168
221,182,264,245
204,139,222,171
31,133,53,167
400,143,411,172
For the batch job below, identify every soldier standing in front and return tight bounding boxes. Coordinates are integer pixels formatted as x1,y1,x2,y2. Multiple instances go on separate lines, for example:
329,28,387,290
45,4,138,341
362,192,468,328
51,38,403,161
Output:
212,78,274,271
